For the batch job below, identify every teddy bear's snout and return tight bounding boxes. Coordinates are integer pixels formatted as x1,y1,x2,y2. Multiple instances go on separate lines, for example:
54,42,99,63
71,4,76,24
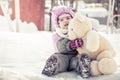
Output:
66,35,69,37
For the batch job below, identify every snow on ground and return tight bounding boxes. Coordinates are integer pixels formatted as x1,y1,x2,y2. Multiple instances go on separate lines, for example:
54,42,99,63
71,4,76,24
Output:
0,15,120,80
0,31,120,80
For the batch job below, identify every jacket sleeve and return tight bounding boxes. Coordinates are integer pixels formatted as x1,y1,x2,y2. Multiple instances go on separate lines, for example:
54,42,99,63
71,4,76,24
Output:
52,33,61,53
56,38,78,55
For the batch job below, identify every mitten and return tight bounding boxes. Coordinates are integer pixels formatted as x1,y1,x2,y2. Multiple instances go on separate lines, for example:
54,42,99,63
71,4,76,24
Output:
70,38,83,50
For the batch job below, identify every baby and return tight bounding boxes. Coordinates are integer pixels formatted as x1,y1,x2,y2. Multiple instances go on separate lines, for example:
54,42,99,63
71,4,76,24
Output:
42,6,91,78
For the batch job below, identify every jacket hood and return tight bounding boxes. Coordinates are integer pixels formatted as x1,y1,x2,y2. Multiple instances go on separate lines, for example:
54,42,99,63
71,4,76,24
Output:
51,6,75,28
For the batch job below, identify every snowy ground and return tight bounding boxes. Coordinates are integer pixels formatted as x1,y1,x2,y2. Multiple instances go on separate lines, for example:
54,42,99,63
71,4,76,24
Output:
0,31,120,80
0,15,120,80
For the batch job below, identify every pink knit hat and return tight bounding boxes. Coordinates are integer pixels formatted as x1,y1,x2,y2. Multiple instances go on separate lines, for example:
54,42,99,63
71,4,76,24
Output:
51,6,75,28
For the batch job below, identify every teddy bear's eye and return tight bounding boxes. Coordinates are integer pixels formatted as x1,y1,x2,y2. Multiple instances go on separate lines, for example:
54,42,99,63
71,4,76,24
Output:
71,28,73,31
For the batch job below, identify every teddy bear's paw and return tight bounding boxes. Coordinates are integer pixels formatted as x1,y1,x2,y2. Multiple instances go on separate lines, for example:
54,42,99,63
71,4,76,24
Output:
90,61,102,76
98,58,117,75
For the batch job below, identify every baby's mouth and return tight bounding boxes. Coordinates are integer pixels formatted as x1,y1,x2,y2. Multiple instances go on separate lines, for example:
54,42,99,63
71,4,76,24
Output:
62,29,68,35
64,23,68,27
63,32,68,35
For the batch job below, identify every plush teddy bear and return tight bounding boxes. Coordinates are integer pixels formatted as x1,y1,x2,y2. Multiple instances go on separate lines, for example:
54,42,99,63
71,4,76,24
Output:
67,13,117,76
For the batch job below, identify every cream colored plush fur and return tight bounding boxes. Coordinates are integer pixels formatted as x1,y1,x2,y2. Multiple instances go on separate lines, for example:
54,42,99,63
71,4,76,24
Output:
67,13,117,76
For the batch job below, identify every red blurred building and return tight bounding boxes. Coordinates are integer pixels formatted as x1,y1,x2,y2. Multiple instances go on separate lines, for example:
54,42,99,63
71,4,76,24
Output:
0,0,45,30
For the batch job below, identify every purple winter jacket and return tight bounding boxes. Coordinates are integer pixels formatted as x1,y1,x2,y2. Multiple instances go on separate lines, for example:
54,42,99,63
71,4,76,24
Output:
52,33,78,55
52,33,61,53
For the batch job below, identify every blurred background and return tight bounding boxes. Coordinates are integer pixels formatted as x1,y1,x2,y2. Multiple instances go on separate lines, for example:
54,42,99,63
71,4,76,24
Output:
0,0,119,33
0,1,120,80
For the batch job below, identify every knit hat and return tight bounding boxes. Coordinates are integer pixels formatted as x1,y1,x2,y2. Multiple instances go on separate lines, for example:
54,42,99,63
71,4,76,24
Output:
51,6,75,28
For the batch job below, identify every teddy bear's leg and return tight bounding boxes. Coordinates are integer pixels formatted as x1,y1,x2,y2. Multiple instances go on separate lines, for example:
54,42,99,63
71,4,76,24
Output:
90,60,102,76
98,58,117,75
95,50,117,74
97,50,114,61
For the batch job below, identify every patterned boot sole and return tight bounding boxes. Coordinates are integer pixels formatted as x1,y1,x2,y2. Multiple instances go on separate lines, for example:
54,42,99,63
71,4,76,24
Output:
76,54,91,78
42,56,58,76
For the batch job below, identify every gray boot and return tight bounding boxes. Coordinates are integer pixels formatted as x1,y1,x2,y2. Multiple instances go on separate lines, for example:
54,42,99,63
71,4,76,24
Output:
70,54,91,78
76,54,91,78
42,53,70,76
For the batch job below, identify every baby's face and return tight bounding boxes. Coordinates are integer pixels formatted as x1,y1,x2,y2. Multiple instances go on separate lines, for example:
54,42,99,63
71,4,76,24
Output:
58,14,72,29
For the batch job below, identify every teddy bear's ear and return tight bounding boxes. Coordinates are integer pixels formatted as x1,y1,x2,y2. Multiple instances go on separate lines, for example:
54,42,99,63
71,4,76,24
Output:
74,12,86,22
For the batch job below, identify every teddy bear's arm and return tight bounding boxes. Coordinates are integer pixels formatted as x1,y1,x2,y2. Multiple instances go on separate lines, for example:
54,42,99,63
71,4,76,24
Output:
85,30,100,52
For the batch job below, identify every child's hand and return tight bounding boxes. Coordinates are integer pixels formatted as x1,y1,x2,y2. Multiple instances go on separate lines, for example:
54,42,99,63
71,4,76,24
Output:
70,38,83,50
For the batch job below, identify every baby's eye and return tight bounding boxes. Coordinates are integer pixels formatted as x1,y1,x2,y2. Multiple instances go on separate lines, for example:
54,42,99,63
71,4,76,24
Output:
59,19,63,22
66,17,70,20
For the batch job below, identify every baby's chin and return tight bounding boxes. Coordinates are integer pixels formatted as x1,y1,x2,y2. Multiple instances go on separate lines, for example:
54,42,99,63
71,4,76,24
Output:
61,29,68,34
56,28,68,38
